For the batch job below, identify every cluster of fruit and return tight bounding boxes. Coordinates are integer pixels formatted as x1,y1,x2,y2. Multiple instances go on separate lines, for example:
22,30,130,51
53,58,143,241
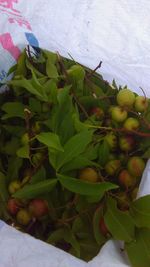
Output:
0,48,150,266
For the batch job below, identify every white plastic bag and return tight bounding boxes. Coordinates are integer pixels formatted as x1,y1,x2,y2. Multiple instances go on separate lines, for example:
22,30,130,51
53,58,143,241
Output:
0,1,150,266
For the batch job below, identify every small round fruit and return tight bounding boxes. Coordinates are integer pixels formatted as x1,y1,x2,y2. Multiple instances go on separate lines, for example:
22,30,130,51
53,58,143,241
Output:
7,198,20,215
16,209,31,226
118,170,136,189
105,132,117,150
127,156,145,177
8,180,21,194
21,133,29,145
90,107,104,120
105,160,120,176
117,89,135,107
119,135,135,152
116,192,130,210
99,217,109,236
134,96,148,112
111,106,127,122
29,199,49,218
123,117,139,131
79,168,99,182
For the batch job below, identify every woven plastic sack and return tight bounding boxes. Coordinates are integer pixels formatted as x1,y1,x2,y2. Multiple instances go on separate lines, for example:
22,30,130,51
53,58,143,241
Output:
0,1,150,266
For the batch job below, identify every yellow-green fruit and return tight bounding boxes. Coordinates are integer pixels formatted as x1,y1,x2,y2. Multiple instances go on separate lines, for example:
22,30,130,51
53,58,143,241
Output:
8,180,21,194
117,89,135,107
16,209,31,226
105,132,117,150
123,117,139,131
105,160,120,176
127,156,145,177
79,168,99,183
111,106,127,122
134,96,148,112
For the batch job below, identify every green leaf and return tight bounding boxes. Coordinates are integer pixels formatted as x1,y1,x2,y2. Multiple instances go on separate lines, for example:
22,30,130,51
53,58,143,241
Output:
56,130,93,170
6,157,23,183
44,50,57,64
16,145,30,159
29,98,42,113
15,49,26,76
61,156,99,173
47,228,66,244
0,172,9,202
125,228,150,267
36,132,64,152
30,166,46,184
58,174,118,196
46,61,58,78
1,102,26,119
13,179,57,199
142,148,150,159
93,207,106,245
104,197,135,242
64,228,80,258
130,195,150,228
98,140,110,166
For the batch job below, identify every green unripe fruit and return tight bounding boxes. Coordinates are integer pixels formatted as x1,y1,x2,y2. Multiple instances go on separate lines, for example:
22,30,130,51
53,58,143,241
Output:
134,96,148,112
117,89,135,107
118,169,136,189
123,117,139,131
127,156,145,177
16,209,31,226
119,135,135,152
105,160,120,176
79,168,99,183
111,106,127,122
8,180,21,194
105,132,117,150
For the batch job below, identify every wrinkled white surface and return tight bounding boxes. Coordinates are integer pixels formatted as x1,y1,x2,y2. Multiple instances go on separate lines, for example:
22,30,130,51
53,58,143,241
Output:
0,0,150,266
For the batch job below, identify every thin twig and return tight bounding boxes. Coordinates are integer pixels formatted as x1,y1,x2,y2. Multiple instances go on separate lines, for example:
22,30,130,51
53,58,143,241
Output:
87,61,102,78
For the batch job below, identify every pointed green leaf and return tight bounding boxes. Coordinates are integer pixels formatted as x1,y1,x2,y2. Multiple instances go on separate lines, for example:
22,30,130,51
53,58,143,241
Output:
125,228,150,267
58,174,118,196
56,130,93,170
104,197,135,242
16,145,29,158
1,102,26,119
36,132,64,152
130,195,150,228
13,179,57,199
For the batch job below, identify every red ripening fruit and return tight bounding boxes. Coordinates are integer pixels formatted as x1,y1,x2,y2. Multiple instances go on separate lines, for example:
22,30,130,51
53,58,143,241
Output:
29,199,49,218
119,135,135,152
7,198,20,215
118,169,136,189
99,217,109,237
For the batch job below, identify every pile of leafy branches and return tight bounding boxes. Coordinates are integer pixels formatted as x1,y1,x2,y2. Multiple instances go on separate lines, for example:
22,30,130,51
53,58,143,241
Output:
0,47,150,267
